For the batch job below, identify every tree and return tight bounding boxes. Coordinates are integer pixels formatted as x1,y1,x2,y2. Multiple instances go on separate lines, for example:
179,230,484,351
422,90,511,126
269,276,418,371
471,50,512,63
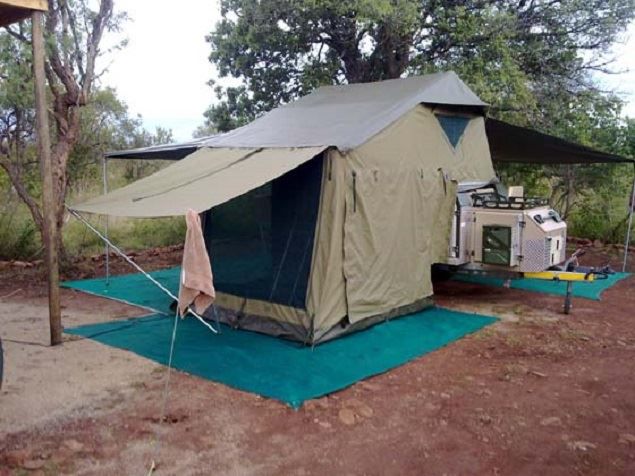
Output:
0,0,124,257
205,0,635,132
68,87,174,185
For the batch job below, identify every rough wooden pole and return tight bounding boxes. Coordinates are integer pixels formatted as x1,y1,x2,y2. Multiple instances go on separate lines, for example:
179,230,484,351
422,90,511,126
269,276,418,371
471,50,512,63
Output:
32,10,62,346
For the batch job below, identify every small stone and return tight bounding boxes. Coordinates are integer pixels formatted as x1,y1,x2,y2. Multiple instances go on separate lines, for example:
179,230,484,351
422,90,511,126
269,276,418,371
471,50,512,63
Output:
357,403,374,418
440,392,451,399
359,381,382,392
315,398,330,409
567,440,597,452
529,371,548,378
22,459,46,470
63,439,84,452
343,398,364,408
540,417,562,427
479,414,493,425
338,408,356,426
619,433,635,445
318,421,332,429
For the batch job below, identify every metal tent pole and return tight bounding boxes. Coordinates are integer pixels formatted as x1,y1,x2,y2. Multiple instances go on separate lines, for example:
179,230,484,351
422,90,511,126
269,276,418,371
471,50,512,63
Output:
623,164,635,272
102,156,110,284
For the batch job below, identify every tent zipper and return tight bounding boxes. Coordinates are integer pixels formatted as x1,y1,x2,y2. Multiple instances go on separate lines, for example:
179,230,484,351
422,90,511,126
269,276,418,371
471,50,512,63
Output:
352,171,357,213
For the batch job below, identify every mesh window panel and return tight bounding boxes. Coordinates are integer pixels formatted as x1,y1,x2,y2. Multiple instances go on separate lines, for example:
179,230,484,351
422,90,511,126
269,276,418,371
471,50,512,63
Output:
436,114,471,148
201,154,324,310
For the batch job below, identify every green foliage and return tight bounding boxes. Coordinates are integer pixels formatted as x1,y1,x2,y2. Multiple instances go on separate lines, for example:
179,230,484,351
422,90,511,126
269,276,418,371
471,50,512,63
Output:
0,82,176,260
0,218,40,260
63,215,186,257
204,0,635,130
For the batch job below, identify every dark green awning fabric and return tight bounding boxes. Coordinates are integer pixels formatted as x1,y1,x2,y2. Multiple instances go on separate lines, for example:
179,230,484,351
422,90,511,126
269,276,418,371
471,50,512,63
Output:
486,118,632,165
106,146,197,160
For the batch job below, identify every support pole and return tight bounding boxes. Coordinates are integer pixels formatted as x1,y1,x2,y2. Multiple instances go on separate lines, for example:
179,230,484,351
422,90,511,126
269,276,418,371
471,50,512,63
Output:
564,281,573,315
623,165,635,272
102,156,110,284
32,11,62,346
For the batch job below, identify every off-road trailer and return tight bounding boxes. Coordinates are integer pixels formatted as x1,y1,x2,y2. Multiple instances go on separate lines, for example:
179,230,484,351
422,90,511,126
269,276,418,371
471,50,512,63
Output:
435,182,611,313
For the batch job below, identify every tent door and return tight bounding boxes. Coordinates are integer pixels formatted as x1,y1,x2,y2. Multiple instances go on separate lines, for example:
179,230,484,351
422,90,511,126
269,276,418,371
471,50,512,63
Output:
342,168,430,324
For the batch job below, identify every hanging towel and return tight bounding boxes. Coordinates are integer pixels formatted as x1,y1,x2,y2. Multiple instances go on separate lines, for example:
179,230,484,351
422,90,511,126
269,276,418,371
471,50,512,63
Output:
178,209,215,316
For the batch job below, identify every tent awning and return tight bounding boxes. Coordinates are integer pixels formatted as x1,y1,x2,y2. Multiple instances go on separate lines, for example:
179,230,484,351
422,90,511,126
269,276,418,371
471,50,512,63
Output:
105,135,217,160
487,118,632,164
71,146,326,217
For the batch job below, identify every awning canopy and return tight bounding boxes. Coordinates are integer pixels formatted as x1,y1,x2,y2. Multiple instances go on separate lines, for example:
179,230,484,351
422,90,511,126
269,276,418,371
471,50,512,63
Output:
72,146,326,217
106,135,216,161
486,118,632,164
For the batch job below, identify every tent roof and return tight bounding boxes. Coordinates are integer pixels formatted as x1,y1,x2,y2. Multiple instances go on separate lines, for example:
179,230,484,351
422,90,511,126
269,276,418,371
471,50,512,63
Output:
106,71,485,159
201,72,485,151
486,119,632,164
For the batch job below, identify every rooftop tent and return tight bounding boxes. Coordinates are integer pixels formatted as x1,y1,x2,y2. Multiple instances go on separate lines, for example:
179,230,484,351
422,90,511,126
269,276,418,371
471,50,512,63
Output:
71,72,498,343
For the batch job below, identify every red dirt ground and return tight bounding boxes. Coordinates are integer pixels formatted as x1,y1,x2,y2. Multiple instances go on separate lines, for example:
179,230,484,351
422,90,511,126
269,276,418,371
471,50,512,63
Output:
0,243,634,475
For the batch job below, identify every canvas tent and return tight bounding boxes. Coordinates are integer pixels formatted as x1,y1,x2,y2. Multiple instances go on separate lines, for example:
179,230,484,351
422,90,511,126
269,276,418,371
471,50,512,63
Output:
72,72,499,342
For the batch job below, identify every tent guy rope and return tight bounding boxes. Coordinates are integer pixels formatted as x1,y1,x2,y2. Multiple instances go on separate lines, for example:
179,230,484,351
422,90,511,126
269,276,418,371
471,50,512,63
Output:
146,308,180,475
66,207,218,334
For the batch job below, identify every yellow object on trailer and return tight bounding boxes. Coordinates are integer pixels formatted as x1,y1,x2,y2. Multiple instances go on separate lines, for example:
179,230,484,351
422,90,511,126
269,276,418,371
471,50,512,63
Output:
522,269,605,314
524,271,596,282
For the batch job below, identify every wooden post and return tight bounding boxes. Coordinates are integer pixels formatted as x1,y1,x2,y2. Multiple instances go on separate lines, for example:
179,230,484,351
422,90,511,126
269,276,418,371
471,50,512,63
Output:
32,10,62,346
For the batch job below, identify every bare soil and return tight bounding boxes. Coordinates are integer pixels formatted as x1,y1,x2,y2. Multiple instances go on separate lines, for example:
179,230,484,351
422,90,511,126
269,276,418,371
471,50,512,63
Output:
0,244,634,475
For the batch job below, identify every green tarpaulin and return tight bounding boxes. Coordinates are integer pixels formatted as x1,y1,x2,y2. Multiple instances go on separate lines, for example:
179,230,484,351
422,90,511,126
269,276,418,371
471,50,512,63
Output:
62,267,181,314
453,272,631,300
62,268,496,407
65,309,496,408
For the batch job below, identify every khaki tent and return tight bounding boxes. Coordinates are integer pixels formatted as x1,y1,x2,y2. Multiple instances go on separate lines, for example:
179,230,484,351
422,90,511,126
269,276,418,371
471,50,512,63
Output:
72,72,496,342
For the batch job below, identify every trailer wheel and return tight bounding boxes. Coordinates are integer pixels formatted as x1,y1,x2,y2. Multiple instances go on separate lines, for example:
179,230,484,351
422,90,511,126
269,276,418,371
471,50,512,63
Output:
432,265,456,282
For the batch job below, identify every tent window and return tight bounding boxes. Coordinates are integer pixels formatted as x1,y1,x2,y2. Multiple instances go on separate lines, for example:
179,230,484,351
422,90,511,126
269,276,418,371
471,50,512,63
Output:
436,114,471,149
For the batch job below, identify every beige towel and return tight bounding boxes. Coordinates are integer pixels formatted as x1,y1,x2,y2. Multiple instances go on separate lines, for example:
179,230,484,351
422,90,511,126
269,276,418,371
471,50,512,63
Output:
178,209,215,316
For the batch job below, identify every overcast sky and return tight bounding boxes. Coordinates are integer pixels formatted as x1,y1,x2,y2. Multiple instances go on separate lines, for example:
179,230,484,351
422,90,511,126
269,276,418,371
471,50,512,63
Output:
100,1,635,142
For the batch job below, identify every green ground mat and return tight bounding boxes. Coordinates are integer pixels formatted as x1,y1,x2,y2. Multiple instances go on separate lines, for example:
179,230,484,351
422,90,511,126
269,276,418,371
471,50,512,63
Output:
453,272,631,300
62,267,181,314
65,308,496,408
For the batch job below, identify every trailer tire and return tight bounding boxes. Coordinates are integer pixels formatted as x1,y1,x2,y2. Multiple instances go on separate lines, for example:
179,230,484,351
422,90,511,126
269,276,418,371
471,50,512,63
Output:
431,265,456,282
